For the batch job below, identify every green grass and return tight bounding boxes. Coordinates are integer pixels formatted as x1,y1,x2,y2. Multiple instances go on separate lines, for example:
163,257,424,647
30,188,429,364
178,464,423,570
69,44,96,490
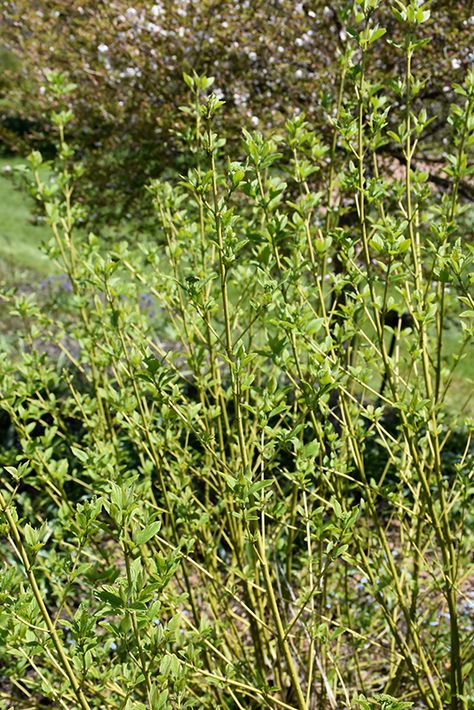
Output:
442,325,474,418
0,156,55,280
0,156,58,352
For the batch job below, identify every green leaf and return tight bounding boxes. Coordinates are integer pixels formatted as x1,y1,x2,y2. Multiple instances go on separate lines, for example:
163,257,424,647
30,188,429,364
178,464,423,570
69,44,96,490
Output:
268,402,288,418
150,688,169,710
373,693,413,709
71,446,88,463
302,440,320,457
369,27,387,44
183,72,194,90
249,479,273,496
134,521,161,546
96,587,124,609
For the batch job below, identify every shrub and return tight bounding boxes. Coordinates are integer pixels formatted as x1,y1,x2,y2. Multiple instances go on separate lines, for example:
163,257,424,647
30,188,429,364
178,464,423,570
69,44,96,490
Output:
1,3,473,708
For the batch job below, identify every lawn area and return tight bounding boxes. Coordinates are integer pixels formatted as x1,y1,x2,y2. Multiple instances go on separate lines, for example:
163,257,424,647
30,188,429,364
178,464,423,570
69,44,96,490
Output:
0,156,55,281
442,326,474,418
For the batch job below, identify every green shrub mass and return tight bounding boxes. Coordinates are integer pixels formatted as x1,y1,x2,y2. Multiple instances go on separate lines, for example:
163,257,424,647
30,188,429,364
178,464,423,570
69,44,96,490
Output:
0,3,474,709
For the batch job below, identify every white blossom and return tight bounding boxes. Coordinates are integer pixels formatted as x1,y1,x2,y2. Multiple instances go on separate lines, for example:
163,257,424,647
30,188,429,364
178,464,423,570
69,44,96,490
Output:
151,3,163,17
98,43,109,53
124,66,140,78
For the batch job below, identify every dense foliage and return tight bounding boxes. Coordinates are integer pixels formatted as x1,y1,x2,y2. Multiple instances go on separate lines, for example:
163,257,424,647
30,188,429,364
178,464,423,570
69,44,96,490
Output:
0,2,474,709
